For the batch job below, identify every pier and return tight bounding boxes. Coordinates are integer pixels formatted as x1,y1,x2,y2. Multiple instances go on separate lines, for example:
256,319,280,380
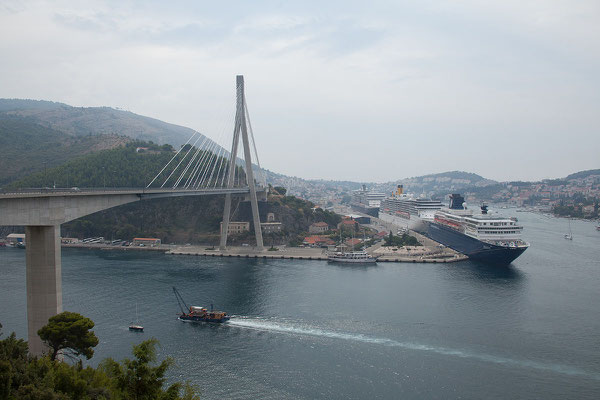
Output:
166,245,468,263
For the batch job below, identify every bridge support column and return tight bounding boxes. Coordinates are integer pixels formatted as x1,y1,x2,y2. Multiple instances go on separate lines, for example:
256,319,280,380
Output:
25,225,62,356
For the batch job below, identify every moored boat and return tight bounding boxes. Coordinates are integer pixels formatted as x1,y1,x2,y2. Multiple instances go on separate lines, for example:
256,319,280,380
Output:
129,303,144,332
128,325,144,332
327,250,377,264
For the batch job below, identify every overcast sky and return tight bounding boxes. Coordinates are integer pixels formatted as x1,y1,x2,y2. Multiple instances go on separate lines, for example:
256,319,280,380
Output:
1,0,599,182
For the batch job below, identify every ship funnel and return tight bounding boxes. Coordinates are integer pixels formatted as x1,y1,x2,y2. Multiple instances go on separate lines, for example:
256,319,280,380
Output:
481,203,488,214
397,185,403,195
449,194,466,210
362,184,366,191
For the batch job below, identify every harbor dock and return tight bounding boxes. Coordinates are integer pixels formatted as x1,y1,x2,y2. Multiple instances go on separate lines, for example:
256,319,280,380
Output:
59,232,468,264
167,244,468,263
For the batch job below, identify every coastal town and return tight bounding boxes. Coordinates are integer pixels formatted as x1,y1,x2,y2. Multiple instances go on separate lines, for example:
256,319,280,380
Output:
269,170,600,220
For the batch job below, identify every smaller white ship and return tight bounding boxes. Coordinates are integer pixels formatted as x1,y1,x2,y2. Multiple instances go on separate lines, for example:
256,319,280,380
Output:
327,250,377,264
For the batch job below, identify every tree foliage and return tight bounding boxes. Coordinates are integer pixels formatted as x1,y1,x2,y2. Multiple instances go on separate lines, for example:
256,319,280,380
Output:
383,232,421,247
100,339,196,400
37,312,99,361
6,141,229,190
0,116,129,186
0,321,199,400
272,186,286,196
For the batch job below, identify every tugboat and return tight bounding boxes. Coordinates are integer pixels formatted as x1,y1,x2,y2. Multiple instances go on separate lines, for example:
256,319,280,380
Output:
172,287,230,323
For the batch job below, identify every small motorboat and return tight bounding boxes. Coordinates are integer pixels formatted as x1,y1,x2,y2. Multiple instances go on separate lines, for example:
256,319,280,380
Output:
128,324,144,332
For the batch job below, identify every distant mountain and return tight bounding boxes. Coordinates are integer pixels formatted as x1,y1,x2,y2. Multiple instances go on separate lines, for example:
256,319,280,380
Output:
0,98,203,147
565,169,600,181
370,171,497,198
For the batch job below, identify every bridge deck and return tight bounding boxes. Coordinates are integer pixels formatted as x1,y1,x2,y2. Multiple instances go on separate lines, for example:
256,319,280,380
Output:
0,187,261,199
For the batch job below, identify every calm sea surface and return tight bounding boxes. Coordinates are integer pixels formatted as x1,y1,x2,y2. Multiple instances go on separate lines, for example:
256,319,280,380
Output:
1,211,600,399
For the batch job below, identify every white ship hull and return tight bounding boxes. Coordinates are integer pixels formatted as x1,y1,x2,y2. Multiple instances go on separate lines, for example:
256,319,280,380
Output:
379,211,427,233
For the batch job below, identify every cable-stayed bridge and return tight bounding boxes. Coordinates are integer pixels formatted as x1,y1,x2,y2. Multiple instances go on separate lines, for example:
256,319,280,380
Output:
0,76,268,355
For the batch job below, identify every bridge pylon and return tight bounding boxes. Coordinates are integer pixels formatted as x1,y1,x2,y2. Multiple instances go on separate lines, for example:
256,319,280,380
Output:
220,75,264,251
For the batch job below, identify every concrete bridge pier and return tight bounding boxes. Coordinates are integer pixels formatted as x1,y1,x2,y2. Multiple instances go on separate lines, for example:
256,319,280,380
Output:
25,225,62,356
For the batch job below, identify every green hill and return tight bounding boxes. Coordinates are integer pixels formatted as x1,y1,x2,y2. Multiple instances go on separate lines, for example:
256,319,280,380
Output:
5,140,228,190
0,98,219,151
0,115,129,186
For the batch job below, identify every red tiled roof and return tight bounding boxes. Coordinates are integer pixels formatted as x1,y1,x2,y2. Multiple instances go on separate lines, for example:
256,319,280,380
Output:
312,222,329,227
303,236,335,245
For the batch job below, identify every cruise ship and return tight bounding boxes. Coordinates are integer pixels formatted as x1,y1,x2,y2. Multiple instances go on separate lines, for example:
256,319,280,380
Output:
379,185,442,233
427,194,529,265
350,185,386,217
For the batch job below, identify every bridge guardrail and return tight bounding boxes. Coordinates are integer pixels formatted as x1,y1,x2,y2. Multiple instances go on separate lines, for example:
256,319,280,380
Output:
0,186,266,196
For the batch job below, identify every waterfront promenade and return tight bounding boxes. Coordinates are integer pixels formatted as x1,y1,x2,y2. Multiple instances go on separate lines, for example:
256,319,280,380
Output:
60,241,466,263
168,242,466,263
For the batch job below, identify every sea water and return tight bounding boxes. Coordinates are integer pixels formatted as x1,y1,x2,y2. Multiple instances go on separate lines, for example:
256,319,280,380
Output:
1,211,599,399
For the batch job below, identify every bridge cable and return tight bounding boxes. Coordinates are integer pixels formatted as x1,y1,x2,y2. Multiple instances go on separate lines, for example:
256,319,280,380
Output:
244,95,266,187
146,131,198,188
197,138,224,188
165,133,203,188
188,138,217,189
172,138,205,188
160,134,202,188
206,142,226,188
202,100,235,188
188,87,237,189
193,137,223,188
213,145,228,188
182,135,211,188
186,85,240,189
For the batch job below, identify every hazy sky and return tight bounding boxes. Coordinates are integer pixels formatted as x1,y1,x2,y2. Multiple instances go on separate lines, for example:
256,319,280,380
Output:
1,0,599,182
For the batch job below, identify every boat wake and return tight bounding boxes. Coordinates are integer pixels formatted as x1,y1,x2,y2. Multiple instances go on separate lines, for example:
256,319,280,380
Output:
228,317,600,380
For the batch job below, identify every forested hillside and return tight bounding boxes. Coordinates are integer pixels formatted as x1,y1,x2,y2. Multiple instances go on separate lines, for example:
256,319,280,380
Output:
0,98,202,147
6,141,229,190
0,116,129,185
